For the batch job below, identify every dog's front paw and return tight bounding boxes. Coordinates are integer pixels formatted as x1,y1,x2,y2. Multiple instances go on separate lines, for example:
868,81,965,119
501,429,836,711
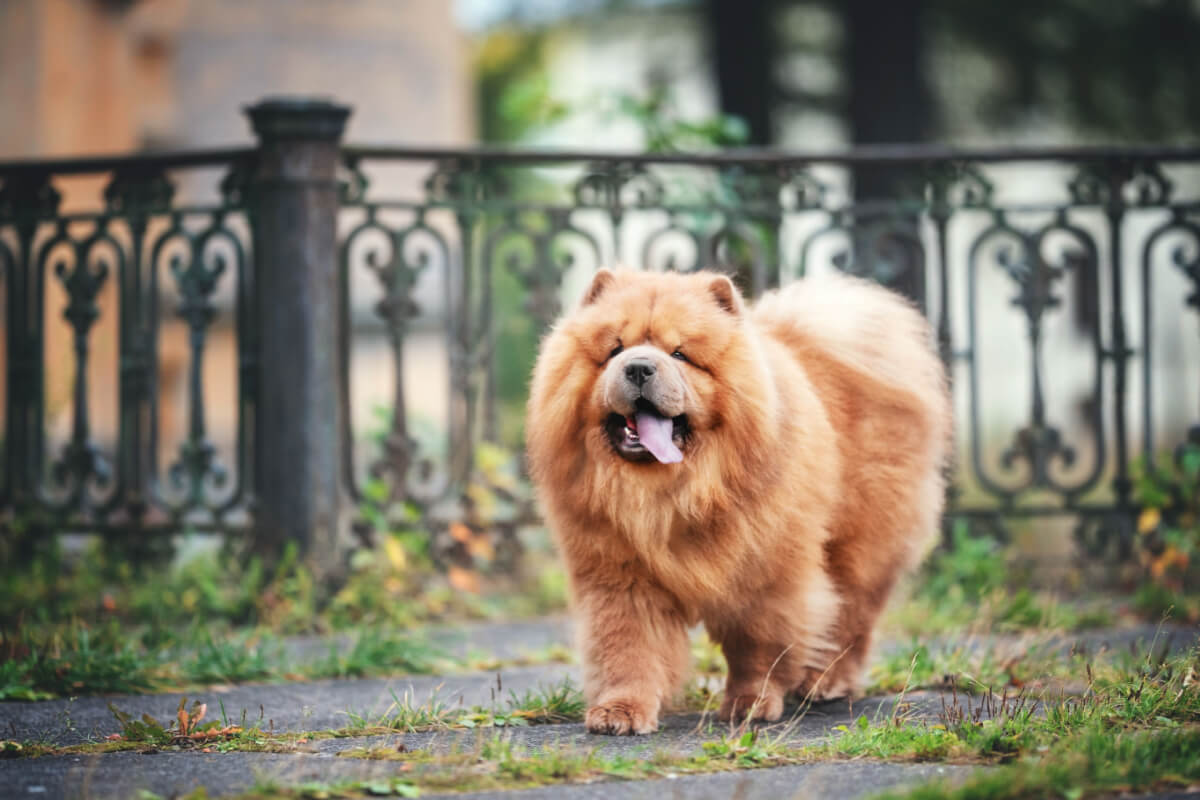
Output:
718,691,784,723
585,699,658,735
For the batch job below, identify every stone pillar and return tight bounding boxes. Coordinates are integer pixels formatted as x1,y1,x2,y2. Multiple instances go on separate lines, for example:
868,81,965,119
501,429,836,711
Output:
245,97,351,581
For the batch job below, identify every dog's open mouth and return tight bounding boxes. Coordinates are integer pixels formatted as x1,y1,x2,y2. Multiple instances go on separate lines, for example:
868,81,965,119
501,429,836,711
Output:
606,399,688,464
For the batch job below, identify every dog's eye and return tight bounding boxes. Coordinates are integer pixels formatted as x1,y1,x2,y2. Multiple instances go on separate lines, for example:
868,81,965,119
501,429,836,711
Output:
671,350,688,362
607,343,624,361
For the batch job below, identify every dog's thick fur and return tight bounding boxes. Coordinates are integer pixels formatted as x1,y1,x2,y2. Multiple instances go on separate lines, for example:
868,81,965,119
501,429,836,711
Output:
526,268,951,735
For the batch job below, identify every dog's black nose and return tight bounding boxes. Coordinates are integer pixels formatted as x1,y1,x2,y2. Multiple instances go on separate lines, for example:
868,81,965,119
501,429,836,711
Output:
624,358,656,387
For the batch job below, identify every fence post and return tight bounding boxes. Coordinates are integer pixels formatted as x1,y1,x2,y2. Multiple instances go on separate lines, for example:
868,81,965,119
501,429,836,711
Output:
245,97,351,581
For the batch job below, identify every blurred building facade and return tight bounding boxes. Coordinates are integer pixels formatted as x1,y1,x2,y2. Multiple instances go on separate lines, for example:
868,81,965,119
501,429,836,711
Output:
0,0,472,475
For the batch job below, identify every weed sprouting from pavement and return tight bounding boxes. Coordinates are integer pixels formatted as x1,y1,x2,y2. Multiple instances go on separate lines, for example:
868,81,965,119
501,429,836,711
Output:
184,631,278,684
309,631,445,679
506,678,586,723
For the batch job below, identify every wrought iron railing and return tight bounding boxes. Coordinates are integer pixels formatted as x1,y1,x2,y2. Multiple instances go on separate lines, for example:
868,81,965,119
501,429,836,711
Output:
0,148,257,540
339,144,1200,559
2,98,1198,566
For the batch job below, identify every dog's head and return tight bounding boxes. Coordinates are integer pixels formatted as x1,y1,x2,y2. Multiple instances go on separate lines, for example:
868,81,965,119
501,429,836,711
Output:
531,268,754,467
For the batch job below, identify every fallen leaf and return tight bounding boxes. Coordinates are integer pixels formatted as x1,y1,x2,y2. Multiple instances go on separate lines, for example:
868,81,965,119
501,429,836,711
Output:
466,532,495,560
383,537,408,571
449,522,473,543
448,565,481,594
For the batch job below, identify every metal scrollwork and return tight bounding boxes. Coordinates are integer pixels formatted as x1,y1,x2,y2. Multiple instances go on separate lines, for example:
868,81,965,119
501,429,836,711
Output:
425,159,506,207
1067,165,1109,207
164,218,233,512
780,167,829,212
482,209,594,327
2,174,61,516
641,216,705,274
1173,224,1200,311
799,211,925,297
1140,209,1200,467
104,169,174,216
219,159,255,208
46,222,115,510
340,206,455,511
717,165,782,214
967,213,1104,503
1069,160,1173,209
925,161,994,216
707,222,769,295
0,173,62,224
1124,161,1173,207
339,156,370,205
572,161,665,211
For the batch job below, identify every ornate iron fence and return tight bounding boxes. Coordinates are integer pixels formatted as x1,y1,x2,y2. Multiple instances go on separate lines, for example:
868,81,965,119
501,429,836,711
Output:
0,148,257,541
2,97,1198,566
340,145,1200,559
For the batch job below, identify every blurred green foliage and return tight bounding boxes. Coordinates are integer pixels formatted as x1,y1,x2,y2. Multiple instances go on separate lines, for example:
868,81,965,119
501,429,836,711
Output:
902,519,1114,633
475,28,567,145
473,28,753,443
1131,443,1200,622
602,87,749,154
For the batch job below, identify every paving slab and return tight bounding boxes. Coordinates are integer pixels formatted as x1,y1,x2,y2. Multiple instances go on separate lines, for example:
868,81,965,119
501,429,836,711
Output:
0,664,583,746
0,749,977,800
281,617,575,665
0,749,405,800
422,762,979,800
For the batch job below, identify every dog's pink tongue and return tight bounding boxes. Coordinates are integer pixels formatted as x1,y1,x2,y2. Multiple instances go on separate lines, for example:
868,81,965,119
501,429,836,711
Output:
635,411,682,464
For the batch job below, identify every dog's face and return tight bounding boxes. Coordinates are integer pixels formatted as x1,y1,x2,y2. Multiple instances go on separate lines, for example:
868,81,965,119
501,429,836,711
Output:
563,269,748,466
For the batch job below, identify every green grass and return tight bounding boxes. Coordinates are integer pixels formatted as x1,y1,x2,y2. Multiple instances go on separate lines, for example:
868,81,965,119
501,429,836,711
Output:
864,635,1097,696
346,678,586,732
880,727,1200,799
885,587,1120,639
309,630,446,680
184,631,279,684
0,625,158,699
882,522,1124,639
814,639,1200,799
506,679,587,723
277,727,803,797
1,538,555,637
0,622,449,700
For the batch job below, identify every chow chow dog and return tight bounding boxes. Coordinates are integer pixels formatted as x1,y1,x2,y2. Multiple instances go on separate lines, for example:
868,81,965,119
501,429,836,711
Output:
526,267,951,735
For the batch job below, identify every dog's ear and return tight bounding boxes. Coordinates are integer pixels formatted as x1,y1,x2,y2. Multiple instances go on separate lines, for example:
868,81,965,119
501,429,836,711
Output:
708,274,743,316
582,268,617,306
